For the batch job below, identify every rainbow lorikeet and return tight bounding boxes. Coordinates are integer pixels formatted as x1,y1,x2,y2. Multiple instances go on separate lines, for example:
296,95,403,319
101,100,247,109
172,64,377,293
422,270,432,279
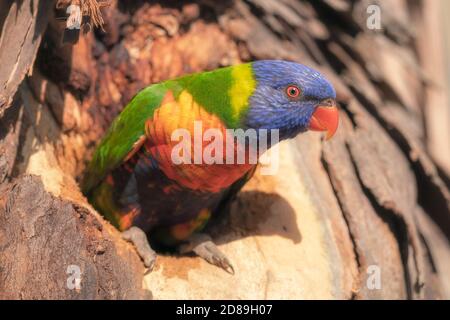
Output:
82,60,338,273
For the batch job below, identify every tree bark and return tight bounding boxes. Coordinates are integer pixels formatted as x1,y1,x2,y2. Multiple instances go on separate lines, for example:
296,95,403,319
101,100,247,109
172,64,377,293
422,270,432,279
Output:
0,0,449,299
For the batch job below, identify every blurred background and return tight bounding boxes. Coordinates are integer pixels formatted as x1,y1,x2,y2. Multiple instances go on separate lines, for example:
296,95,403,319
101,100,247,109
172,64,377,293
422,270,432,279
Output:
421,0,449,176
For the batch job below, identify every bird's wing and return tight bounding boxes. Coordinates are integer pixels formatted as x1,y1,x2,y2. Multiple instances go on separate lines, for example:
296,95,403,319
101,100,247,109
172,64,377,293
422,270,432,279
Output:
82,83,171,193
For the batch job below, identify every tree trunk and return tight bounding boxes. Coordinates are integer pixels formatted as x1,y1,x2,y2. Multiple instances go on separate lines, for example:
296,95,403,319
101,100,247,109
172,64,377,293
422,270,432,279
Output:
0,0,449,299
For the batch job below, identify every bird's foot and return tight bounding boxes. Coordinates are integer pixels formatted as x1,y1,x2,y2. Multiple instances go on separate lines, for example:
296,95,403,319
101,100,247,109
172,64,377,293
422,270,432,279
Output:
122,226,156,273
179,233,234,274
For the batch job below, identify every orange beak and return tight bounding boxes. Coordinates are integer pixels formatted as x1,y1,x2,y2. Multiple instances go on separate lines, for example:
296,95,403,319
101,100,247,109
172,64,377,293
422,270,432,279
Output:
308,99,339,140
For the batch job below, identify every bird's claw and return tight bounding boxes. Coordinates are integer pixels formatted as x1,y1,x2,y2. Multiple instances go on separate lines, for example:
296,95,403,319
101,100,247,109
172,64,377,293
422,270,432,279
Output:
122,226,157,273
195,241,235,274
179,234,234,274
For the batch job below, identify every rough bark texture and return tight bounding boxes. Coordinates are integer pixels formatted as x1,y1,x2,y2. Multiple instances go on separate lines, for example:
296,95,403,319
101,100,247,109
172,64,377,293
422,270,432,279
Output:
0,0,449,299
0,175,149,299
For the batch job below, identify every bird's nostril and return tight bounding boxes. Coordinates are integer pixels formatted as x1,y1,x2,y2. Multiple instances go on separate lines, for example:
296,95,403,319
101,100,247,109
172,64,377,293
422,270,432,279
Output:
320,98,336,107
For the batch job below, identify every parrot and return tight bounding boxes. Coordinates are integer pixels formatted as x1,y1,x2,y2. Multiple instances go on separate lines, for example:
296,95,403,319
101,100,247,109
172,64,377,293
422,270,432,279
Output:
82,60,339,273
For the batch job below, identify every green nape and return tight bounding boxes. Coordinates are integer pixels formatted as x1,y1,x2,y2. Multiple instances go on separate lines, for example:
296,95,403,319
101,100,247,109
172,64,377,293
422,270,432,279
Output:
175,62,257,128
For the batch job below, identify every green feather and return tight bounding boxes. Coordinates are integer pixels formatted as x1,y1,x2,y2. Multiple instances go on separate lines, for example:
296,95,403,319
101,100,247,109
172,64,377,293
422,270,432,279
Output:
82,63,257,193
83,83,168,192
179,62,256,127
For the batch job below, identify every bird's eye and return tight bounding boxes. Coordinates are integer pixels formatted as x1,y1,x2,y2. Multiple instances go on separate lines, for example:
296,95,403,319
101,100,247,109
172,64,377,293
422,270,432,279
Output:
285,85,301,99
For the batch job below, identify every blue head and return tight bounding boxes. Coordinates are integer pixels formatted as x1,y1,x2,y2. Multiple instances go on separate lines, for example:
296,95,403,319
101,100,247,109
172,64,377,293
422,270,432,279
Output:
244,60,338,141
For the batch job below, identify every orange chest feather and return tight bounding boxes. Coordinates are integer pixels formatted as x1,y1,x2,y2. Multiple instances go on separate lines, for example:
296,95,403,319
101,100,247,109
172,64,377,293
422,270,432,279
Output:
142,90,254,193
